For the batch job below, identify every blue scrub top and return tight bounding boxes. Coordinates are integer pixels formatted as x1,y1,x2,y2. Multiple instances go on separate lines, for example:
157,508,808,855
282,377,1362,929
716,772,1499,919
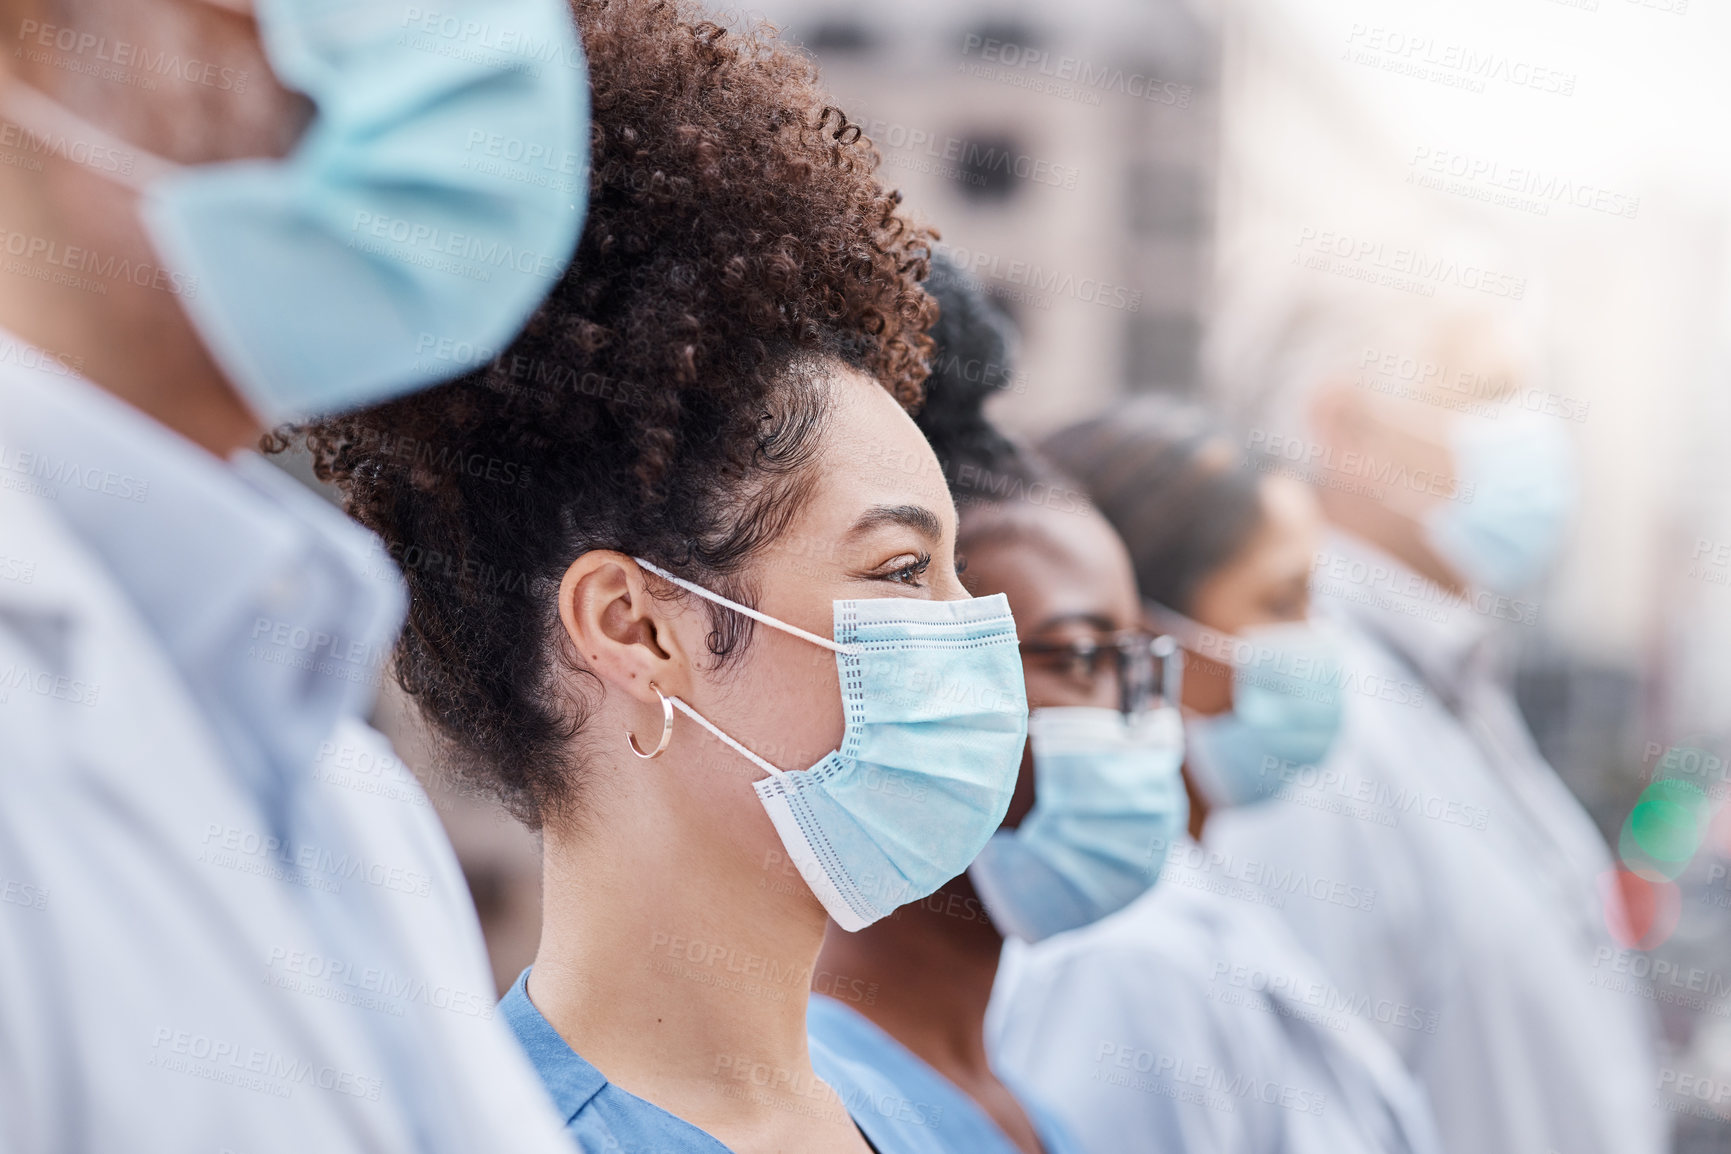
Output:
499,969,953,1154
806,994,1085,1154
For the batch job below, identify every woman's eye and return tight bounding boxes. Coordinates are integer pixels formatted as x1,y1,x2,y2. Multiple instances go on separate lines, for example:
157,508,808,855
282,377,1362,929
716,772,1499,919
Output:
880,553,932,585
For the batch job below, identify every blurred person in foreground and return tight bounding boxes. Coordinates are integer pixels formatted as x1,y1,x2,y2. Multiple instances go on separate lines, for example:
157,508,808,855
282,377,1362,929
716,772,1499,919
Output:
1190,287,1664,1154
988,397,1442,1154
0,0,588,1150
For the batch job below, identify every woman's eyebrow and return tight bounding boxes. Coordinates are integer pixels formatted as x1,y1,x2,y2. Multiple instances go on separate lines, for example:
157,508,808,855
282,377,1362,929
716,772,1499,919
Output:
845,503,943,543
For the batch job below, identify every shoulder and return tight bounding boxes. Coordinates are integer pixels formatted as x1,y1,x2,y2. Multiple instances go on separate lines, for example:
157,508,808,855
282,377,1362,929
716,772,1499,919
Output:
498,973,740,1152
809,1034,954,1151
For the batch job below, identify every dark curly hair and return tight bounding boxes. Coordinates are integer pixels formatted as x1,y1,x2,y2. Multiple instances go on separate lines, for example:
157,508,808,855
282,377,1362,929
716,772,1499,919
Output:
280,0,936,827
1041,398,1269,615
913,255,1069,520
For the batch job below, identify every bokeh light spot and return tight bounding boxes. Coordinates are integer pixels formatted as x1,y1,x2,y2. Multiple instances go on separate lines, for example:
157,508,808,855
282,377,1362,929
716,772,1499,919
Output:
1599,866,1681,950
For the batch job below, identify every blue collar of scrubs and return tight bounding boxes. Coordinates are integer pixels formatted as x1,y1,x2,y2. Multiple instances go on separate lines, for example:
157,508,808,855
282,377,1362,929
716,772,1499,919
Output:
807,993,1082,1154
499,969,914,1153
497,969,610,1128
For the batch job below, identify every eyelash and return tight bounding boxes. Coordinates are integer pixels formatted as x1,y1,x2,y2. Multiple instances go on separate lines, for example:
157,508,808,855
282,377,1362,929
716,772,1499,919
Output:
882,552,932,586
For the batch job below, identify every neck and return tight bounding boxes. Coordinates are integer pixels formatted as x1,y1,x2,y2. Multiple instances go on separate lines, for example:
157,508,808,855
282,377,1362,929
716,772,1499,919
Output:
0,137,257,456
816,874,1003,1079
1182,765,1210,839
530,777,831,1128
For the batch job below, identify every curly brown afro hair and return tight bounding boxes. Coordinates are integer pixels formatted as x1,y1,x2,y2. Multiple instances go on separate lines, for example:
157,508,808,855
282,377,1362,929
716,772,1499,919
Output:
282,0,937,828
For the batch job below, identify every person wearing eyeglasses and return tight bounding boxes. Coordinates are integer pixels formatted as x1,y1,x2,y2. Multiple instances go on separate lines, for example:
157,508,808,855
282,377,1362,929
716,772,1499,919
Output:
803,258,1188,1154
985,397,1443,1154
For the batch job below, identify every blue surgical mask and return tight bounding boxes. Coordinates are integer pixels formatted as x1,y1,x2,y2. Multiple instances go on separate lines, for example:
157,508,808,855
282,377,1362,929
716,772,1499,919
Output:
1425,411,1578,594
1151,605,1344,807
1,0,588,423
968,705,1187,943
634,560,1028,931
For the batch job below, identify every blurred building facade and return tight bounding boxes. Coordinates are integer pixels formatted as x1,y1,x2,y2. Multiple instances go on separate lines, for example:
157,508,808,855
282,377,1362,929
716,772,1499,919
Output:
754,0,1222,429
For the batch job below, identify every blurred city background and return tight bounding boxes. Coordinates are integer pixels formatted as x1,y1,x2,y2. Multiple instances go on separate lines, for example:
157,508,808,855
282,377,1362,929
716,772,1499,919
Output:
279,0,1731,1147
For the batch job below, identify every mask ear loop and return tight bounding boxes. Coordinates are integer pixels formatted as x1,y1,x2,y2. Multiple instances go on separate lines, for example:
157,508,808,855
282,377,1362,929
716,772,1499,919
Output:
665,696,786,780
632,557,857,656
1144,599,1259,672
630,557,861,779
0,80,181,194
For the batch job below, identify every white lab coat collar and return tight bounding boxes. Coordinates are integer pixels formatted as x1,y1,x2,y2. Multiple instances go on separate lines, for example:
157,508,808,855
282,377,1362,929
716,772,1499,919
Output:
0,330,404,791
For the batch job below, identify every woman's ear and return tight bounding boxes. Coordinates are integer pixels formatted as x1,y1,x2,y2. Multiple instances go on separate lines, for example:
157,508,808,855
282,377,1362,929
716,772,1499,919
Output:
557,552,691,705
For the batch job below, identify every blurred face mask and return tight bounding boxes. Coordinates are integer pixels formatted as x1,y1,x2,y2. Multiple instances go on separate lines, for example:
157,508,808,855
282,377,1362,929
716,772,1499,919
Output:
0,0,589,423
968,704,1187,943
1424,411,1578,594
634,560,1028,932
1152,604,1345,807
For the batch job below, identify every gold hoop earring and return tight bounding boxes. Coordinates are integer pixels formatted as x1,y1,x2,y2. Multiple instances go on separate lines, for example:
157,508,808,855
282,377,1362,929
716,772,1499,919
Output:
627,682,674,759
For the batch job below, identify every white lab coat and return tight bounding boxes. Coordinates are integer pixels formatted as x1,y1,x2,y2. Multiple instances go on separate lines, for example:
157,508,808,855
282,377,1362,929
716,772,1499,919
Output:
1202,532,1665,1154
0,350,573,1153
987,837,1444,1154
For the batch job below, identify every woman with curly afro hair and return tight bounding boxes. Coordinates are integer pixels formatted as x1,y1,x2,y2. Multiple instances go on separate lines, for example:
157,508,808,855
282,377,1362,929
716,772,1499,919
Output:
283,1,1031,1151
